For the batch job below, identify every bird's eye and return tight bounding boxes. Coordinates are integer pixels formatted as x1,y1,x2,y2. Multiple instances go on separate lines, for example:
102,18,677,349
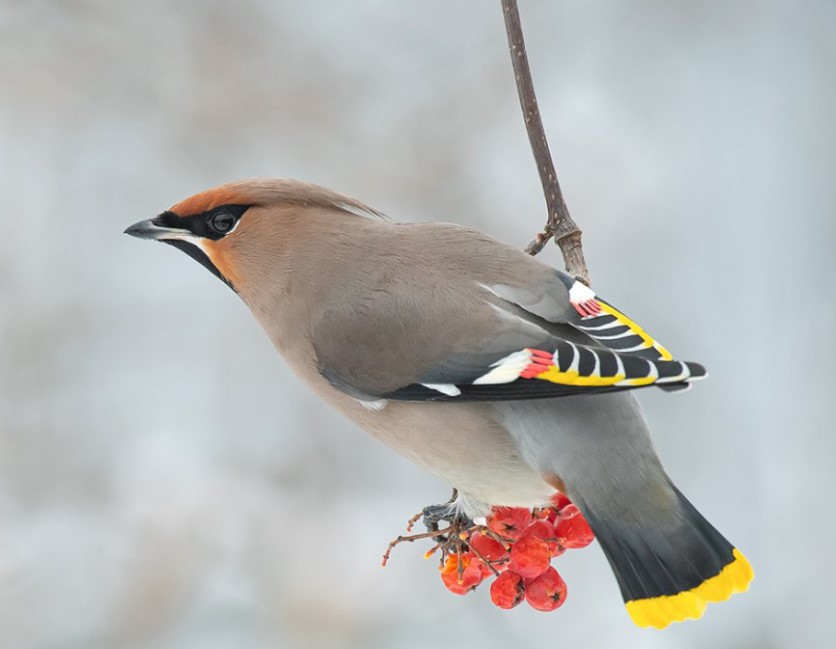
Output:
209,210,235,234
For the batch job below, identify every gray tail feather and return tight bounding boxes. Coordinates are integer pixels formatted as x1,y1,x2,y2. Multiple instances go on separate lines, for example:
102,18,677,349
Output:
579,483,737,603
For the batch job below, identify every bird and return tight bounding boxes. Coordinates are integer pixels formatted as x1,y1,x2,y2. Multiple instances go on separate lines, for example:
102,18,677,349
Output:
125,177,753,629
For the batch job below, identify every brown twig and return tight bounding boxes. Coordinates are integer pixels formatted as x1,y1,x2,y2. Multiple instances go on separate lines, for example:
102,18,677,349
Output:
405,509,425,533
501,0,591,285
381,526,453,567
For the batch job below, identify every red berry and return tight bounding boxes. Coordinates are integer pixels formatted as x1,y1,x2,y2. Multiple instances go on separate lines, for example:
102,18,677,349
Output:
554,504,594,549
487,507,532,540
440,553,484,595
542,507,559,525
490,570,525,609
524,566,567,611
518,519,562,556
476,559,497,578
549,491,572,512
508,535,551,579
468,532,509,562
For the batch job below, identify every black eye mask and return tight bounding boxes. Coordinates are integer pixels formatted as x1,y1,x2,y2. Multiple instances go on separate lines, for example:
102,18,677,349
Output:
154,204,250,241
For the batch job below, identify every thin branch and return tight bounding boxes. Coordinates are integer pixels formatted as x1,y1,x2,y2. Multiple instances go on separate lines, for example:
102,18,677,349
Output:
501,0,591,285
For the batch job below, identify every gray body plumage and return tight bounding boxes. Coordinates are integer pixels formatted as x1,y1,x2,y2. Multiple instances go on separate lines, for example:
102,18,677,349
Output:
229,206,670,519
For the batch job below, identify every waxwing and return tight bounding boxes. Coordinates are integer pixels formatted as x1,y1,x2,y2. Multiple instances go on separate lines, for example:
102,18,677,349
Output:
125,178,753,628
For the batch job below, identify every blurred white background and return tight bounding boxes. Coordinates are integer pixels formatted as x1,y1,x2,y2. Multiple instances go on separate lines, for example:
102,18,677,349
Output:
1,1,833,648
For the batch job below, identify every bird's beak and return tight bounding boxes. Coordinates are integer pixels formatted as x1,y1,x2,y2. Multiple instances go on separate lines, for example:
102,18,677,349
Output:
124,218,190,241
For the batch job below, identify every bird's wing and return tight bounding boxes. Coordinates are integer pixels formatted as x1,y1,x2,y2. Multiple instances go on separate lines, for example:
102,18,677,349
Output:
311,271,705,403
485,270,675,363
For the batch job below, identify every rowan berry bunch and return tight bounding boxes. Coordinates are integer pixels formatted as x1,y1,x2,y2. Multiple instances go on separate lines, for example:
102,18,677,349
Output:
383,492,594,613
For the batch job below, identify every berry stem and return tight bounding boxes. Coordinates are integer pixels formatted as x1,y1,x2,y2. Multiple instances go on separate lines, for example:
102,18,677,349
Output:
462,537,503,577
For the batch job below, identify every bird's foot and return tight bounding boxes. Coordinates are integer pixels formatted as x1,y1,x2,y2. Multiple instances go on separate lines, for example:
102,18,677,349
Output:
419,496,474,542
382,489,476,567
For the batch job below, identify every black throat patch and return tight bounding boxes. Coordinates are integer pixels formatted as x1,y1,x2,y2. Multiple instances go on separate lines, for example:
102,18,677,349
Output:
163,239,236,292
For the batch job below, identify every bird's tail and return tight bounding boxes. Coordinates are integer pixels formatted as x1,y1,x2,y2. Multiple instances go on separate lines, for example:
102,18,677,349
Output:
579,483,753,629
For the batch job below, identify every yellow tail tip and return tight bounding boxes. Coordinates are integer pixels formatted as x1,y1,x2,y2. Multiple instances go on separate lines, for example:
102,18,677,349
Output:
625,548,754,629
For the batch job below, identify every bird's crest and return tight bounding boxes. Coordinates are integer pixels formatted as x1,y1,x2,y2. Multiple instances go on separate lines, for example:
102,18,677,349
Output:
168,178,387,221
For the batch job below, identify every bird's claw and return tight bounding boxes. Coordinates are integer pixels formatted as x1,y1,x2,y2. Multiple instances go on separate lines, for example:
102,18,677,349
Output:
422,502,473,542
381,489,475,566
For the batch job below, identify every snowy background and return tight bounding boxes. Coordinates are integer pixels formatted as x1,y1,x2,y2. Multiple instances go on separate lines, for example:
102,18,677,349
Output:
1,1,834,648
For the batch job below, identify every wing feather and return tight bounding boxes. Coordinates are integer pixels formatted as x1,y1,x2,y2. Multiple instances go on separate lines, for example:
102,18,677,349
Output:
313,252,705,403
381,339,705,402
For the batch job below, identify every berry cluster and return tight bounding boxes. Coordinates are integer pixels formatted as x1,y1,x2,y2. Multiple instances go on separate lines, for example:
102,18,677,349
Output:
439,493,594,612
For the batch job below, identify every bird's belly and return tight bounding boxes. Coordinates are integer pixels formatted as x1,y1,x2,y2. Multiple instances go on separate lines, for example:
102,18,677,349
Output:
277,349,553,515
343,399,554,515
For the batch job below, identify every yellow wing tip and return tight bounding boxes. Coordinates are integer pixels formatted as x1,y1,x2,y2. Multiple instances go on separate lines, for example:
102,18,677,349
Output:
597,301,674,361
654,342,673,361
625,548,754,629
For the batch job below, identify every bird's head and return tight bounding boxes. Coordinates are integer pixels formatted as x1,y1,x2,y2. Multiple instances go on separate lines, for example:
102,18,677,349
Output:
125,178,383,293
